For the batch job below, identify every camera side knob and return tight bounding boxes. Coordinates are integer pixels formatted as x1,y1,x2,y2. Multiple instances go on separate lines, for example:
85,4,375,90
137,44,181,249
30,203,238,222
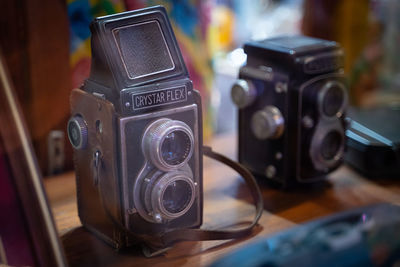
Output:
251,106,284,140
231,79,257,108
67,115,88,150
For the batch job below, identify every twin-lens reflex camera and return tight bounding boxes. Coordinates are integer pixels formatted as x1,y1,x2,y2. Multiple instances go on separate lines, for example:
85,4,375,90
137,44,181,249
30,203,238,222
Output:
232,35,348,186
67,6,203,249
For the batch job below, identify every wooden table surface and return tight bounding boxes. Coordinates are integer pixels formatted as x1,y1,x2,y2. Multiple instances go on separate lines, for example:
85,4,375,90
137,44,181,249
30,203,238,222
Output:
44,133,400,267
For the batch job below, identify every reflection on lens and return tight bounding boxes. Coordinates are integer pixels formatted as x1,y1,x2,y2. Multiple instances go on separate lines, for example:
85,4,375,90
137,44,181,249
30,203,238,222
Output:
142,119,194,171
161,130,191,166
162,180,193,214
321,131,342,160
322,85,345,117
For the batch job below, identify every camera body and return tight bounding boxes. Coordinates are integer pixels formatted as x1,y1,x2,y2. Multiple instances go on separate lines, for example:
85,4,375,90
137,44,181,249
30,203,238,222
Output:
232,36,347,186
67,6,203,248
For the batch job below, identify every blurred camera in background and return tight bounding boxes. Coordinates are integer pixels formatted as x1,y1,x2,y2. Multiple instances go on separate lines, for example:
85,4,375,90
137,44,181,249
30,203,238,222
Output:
232,35,348,187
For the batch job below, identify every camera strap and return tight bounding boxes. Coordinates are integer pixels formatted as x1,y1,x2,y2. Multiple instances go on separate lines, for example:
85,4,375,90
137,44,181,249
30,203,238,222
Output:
95,145,263,257
141,146,263,256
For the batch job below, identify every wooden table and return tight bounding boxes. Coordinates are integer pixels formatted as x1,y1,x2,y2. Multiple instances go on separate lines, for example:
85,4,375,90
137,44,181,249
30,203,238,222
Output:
44,133,400,266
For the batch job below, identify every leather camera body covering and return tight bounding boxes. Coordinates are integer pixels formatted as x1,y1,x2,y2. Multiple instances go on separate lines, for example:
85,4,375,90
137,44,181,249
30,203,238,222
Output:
69,6,203,249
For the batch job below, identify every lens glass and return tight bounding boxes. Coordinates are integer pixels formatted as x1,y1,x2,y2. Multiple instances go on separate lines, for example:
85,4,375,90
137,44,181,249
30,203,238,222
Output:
161,130,191,166
162,180,193,214
321,131,342,160
322,84,345,117
68,122,81,148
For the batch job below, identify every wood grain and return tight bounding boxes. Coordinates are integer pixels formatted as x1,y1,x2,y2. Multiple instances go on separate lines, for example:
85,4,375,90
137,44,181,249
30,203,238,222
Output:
44,133,400,266
0,0,72,175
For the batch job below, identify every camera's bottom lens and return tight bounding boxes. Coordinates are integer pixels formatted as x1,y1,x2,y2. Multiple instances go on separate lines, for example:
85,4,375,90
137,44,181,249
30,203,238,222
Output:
162,180,193,214
321,131,342,160
310,127,344,171
138,168,196,223
318,81,347,118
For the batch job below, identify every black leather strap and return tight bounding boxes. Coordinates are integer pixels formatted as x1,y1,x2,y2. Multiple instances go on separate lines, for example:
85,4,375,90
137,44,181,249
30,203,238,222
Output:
138,146,263,257
97,146,263,256
157,146,263,246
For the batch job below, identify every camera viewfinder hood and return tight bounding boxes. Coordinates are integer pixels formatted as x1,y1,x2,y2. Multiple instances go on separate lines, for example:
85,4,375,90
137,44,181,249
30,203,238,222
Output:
88,6,188,93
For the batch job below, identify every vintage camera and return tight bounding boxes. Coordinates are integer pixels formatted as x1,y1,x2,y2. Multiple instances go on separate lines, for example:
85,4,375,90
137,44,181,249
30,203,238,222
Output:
231,35,347,186
67,6,203,249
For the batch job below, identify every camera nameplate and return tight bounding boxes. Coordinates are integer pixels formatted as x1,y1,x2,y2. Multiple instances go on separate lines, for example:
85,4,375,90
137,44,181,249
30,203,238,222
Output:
131,85,187,110
301,51,344,74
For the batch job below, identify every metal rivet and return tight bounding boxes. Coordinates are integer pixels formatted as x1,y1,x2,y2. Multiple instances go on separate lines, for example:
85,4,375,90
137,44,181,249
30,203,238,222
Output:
275,82,287,94
125,102,131,108
275,152,283,160
95,120,103,134
127,208,136,214
154,213,162,223
265,165,276,178
302,115,314,129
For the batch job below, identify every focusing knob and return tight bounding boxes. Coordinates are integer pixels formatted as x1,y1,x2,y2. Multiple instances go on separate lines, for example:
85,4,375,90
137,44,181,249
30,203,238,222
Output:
67,115,88,150
231,79,257,108
251,106,284,140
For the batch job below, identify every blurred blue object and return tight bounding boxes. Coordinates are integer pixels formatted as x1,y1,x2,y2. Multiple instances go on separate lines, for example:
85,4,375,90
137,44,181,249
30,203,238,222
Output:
211,203,400,267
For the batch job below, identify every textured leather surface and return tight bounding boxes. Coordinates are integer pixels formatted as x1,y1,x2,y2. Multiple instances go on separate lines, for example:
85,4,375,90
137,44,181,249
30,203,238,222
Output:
70,89,125,248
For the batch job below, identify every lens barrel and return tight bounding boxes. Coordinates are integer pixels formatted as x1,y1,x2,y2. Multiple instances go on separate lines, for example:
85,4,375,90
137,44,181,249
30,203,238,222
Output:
321,131,342,161
142,119,194,171
310,128,345,171
318,81,347,118
140,169,196,223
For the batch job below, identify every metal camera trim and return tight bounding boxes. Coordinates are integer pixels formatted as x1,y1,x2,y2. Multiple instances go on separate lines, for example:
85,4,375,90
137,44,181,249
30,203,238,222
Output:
318,80,348,120
136,166,195,223
296,73,346,182
67,115,88,150
153,173,196,221
251,105,285,140
231,79,257,109
120,104,200,228
142,118,195,172
309,122,345,172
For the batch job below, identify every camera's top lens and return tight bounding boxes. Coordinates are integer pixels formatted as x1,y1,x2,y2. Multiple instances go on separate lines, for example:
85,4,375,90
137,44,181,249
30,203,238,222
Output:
319,81,347,118
142,119,194,171
161,130,192,166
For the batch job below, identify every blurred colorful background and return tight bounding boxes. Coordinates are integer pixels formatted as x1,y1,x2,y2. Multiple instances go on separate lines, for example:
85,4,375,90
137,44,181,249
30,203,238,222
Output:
1,0,400,176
